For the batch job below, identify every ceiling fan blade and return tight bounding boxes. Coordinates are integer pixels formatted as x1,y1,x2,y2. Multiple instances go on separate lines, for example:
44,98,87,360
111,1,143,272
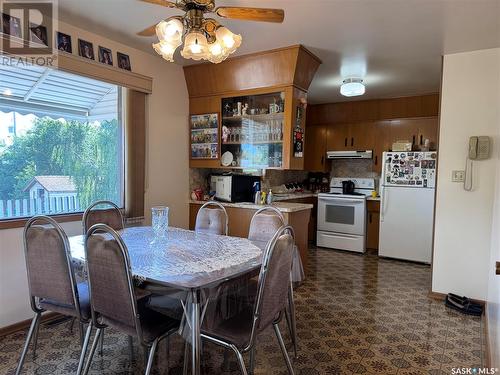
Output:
138,0,178,8
215,7,285,23
137,24,158,36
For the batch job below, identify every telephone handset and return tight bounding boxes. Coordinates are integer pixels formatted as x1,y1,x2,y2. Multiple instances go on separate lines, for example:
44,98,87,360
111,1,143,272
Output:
469,136,490,160
465,136,491,191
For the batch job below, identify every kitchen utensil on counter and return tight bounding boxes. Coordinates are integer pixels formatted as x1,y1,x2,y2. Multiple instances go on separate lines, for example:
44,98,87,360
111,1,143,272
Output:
342,180,355,195
191,188,204,201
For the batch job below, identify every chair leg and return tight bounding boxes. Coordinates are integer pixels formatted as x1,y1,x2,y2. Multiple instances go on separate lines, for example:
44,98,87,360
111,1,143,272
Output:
31,316,41,360
229,344,248,375
15,313,41,375
76,322,93,375
288,283,298,359
145,339,159,375
273,323,295,375
82,327,103,375
249,346,256,375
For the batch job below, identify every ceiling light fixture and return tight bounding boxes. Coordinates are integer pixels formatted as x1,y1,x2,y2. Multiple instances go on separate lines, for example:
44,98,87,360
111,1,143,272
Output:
340,78,365,97
138,0,284,64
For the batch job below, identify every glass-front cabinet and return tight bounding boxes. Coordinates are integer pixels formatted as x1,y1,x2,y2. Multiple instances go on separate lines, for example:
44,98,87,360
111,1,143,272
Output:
221,92,285,169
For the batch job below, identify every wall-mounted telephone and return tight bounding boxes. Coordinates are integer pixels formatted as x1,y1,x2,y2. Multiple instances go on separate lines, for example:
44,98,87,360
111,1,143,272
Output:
465,136,491,191
469,136,491,160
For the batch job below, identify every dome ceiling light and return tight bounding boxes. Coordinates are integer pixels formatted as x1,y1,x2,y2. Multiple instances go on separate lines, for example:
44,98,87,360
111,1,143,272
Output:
340,78,366,97
138,0,284,64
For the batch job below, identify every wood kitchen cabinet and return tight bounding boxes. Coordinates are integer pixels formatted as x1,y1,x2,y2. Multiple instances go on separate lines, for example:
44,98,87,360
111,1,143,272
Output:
366,200,380,250
326,122,374,151
304,124,328,172
349,122,374,150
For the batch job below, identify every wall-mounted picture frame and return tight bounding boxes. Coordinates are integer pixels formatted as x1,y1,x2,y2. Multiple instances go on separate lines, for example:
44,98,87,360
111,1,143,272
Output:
98,46,113,66
190,113,219,159
78,39,94,60
2,13,22,38
56,31,72,53
29,24,48,46
117,52,131,71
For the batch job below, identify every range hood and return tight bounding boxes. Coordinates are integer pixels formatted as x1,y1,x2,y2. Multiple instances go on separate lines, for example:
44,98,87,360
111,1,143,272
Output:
326,150,373,159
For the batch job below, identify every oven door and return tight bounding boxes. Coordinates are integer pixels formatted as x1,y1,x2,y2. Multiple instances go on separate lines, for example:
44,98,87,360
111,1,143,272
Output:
317,195,366,235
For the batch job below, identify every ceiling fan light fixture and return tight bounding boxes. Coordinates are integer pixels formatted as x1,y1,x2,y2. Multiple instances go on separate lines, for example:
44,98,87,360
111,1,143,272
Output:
181,30,210,60
152,40,181,62
215,26,242,54
156,18,184,43
208,40,230,63
340,78,365,97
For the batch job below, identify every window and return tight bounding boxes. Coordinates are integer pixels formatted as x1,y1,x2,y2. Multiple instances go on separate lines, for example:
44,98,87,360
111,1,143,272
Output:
0,64,124,220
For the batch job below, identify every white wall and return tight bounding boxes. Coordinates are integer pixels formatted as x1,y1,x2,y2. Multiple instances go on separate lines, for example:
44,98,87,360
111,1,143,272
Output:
0,21,189,328
432,48,500,301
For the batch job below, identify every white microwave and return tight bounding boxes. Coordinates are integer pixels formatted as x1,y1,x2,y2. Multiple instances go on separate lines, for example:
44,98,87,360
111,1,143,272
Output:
210,175,260,203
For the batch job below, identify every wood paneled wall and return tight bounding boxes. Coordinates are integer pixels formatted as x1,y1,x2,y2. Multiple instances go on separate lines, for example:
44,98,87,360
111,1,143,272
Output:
308,94,439,125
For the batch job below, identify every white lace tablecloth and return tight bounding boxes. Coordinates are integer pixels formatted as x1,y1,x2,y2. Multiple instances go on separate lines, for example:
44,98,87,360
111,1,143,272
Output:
69,226,263,290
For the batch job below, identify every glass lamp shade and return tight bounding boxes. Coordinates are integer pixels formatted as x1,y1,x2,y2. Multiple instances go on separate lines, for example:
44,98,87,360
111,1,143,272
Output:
340,78,365,97
181,31,210,61
208,40,229,63
215,26,242,55
153,40,181,62
156,18,183,43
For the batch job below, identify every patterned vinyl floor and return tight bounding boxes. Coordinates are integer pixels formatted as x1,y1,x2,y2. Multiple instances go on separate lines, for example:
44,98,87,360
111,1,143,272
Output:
0,247,485,375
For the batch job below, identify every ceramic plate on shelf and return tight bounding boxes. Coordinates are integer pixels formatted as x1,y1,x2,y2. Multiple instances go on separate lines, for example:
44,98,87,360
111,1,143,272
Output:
221,151,234,167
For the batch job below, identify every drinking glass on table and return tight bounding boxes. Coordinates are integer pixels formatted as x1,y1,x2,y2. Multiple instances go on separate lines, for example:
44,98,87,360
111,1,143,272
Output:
152,206,169,237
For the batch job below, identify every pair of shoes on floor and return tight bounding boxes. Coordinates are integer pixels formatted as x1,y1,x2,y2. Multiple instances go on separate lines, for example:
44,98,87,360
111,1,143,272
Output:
445,293,483,316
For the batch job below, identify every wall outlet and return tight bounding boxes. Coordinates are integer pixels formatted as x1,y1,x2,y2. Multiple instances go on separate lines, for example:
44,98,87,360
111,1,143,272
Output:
452,170,465,182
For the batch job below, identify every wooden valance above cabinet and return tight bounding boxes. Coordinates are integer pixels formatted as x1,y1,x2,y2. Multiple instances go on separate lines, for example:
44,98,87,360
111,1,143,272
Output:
183,45,321,98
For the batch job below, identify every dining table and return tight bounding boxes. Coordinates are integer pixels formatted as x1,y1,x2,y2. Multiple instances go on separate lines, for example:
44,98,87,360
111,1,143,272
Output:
68,225,265,375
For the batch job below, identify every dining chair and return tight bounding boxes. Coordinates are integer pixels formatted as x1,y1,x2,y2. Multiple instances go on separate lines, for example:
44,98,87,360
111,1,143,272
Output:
80,224,180,375
201,226,296,375
82,200,124,233
16,216,92,375
195,200,229,235
247,206,298,363
248,206,285,244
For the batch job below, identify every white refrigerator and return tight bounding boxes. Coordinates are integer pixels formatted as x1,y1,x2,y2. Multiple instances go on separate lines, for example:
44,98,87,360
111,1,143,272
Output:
379,151,437,263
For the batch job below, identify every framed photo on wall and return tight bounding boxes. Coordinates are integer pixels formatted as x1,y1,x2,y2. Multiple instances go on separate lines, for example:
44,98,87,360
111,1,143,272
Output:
56,32,72,53
98,46,113,65
78,39,94,60
117,52,131,71
190,113,219,159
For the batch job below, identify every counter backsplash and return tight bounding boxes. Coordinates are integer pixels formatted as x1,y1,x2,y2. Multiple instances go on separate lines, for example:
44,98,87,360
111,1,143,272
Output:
189,168,310,195
331,159,380,179
189,160,379,197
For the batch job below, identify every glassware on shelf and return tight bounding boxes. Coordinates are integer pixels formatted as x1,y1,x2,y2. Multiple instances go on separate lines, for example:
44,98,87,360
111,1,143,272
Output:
152,206,169,237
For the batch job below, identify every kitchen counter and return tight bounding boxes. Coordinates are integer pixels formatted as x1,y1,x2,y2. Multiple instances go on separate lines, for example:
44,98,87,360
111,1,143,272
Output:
189,200,313,272
189,200,313,213
367,196,381,201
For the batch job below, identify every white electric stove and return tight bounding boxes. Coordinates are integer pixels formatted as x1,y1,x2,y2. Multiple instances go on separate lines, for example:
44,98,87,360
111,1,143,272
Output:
317,178,376,253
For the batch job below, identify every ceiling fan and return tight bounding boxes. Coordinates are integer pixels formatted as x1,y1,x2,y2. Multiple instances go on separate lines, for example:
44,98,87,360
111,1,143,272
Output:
137,0,285,63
